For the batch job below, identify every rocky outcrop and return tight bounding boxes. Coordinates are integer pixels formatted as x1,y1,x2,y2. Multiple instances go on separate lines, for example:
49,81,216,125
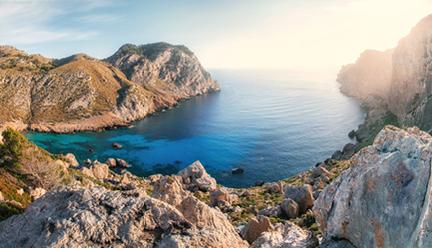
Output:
314,125,432,248
0,43,218,133
0,186,247,248
106,42,219,100
177,160,217,192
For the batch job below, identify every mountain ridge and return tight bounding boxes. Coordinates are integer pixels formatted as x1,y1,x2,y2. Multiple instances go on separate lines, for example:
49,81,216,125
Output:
0,43,219,133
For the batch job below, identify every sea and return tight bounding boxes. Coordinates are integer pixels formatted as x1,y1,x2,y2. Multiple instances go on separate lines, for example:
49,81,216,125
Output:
26,69,365,187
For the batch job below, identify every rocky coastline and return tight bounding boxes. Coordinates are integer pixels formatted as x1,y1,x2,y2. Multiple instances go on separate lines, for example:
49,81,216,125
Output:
0,125,430,247
0,43,219,134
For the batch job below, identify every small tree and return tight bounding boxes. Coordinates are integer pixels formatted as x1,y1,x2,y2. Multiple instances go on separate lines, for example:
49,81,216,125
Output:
0,128,24,168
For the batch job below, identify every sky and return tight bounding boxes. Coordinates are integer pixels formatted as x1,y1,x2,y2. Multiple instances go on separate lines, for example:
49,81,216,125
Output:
1,0,432,73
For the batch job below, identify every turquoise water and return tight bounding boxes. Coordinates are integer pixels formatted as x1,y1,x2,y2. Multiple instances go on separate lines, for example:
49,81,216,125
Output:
26,70,364,187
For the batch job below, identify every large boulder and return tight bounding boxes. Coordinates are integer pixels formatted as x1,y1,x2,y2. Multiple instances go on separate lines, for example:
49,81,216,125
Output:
241,215,274,244
177,160,217,192
284,184,314,214
281,198,299,219
63,153,79,167
251,222,318,248
314,126,432,248
91,162,110,180
0,187,247,248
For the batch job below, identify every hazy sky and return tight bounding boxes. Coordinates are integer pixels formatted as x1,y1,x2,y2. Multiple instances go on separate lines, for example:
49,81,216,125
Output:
1,0,431,72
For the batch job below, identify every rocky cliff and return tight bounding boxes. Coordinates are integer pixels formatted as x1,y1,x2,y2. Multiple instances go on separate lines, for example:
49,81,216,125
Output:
0,43,218,133
338,14,432,132
315,125,432,248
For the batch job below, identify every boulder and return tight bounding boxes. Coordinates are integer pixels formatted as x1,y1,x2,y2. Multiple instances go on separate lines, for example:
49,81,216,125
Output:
311,165,332,178
341,143,356,159
251,222,318,248
314,126,432,248
210,187,238,207
105,158,117,168
177,161,217,192
281,198,299,219
232,167,245,174
16,188,24,196
91,163,110,180
0,187,247,248
81,167,94,178
331,150,343,160
258,206,281,217
265,182,284,194
29,187,46,200
255,180,265,186
120,173,130,185
241,215,274,244
112,142,122,149
116,158,131,168
284,184,314,214
63,153,79,167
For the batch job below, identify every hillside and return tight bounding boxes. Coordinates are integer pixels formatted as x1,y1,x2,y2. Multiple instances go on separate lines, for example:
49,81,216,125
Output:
0,43,218,133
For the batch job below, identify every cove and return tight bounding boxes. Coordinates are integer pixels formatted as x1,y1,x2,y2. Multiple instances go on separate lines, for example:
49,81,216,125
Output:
26,69,365,187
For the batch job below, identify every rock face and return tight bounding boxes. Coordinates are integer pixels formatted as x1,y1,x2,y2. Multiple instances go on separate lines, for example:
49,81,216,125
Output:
0,187,247,248
314,125,432,248
0,43,218,133
338,14,432,131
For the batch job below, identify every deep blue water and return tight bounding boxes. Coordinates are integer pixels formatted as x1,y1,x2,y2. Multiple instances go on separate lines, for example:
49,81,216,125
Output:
26,70,364,187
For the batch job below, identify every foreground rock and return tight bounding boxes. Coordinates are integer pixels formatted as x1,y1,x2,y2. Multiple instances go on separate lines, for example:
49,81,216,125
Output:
0,187,247,248
314,126,432,248
251,222,318,248
241,215,274,244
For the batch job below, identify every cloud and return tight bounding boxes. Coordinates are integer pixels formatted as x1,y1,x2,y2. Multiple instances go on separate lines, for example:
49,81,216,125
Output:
0,0,115,45
79,14,120,23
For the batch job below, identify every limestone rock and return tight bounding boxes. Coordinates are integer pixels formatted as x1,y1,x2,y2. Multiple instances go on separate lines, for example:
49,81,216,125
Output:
64,153,79,167
251,222,318,248
16,188,24,196
265,182,284,194
81,167,94,178
116,158,131,168
314,126,432,248
281,198,299,219
177,160,217,192
284,184,314,214
91,162,110,180
241,215,274,244
105,158,117,168
0,187,247,248
152,175,188,206
29,187,46,200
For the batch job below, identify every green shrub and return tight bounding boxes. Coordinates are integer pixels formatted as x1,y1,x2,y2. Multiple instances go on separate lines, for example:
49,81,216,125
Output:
0,128,25,168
